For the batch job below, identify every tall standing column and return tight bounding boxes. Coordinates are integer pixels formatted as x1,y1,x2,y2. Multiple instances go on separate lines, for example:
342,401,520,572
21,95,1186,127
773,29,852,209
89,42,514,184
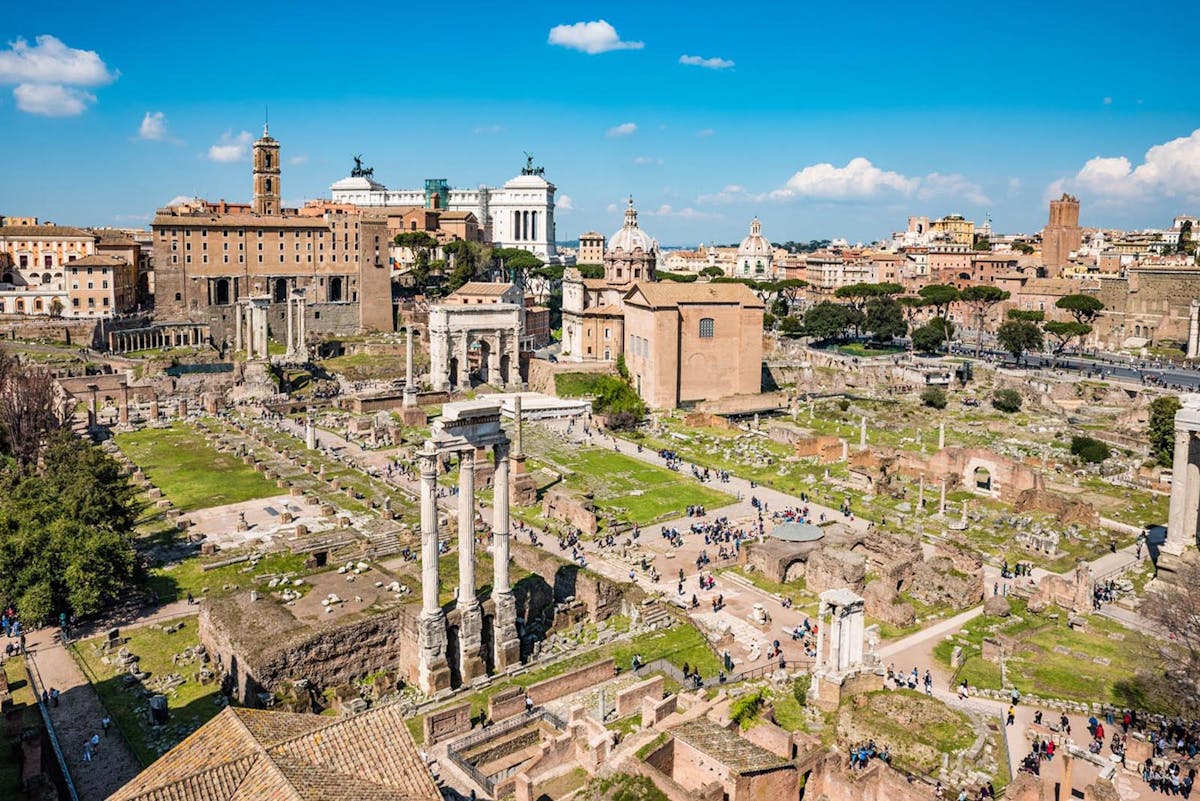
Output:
285,294,294,355
458,334,471,390
417,445,450,694
456,449,485,682
813,603,825,672
1189,301,1200,360
405,326,416,406
493,440,520,669
938,421,946,450
859,416,867,449
235,302,243,353
1167,427,1192,554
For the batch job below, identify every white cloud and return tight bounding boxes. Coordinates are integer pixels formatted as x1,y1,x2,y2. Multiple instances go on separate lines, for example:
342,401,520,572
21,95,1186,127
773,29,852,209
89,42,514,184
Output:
288,154,308,165
13,83,94,116
606,122,637,137
696,128,715,137
633,156,663,165
1050,128,1200,203
137,111,167,140
646,204,720,220
557,194,575,211
473,124,504,134
770,157,918,201
699,158,990,207
1007,177,1023,196
0,35,116,86
548,20,643,54
918,172,991,206
679,54,734,69
606,203,620,215
165,195,196,207
1103,96,1113,105
207,130,253,163
0,35,117,117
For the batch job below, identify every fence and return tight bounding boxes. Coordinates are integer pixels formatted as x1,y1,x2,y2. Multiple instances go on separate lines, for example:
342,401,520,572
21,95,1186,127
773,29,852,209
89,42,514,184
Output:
633,657,810,688
444,708,567,795
22,646,80,801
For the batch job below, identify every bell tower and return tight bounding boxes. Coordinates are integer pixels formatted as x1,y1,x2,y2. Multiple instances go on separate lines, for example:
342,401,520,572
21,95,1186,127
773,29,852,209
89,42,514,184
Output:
252,124,281,216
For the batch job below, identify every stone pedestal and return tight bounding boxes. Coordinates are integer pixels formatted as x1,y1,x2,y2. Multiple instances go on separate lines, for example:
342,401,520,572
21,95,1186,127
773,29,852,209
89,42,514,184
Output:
509,454,538,506
400,407,428,426
493,591,521,670
418,611,451,694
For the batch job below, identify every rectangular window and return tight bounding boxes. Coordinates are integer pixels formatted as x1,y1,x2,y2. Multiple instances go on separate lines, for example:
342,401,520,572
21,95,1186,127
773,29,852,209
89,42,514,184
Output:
699,318,715,338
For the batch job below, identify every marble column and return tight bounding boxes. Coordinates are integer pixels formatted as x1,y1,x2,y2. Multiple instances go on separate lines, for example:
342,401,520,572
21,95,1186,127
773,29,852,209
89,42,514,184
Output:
917,476,925,511
404,326,416,406
939,480,946,516
489,336,503,388
305,412,317,450
234,303,243,353
285,294,294,355
492,440,520,670
417,445,450,694
458,334,471,390
938,421,945,450
859,416,867,449
1189,300,1200,360
513,394,524,456
119,385,129,424
456,449,484,682
813,603,826,672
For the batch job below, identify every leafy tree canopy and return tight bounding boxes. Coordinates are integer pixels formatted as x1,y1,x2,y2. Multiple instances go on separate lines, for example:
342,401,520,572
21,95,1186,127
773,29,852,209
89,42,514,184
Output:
1055,294,1105,324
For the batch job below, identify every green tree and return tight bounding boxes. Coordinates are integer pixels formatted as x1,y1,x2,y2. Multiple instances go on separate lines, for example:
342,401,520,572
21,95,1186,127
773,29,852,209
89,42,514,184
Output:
699,266,725,278
1149,395,1183,466
921,386,947,409
918,285,961,352
959,285,1011,356
1055,294,1105,325
1042,320,1093,354
1007,308,1045,323
997,319,1044,362
578,264,605,279
912,317,954,353
973,235,991,251
1178,220,1194,255
1070,435,1112,464
992,388,1023,413
762,312,776,330
864,295,907,341
615,353,630,380
802,302,853,341
0,433,140,622
778,315,802,336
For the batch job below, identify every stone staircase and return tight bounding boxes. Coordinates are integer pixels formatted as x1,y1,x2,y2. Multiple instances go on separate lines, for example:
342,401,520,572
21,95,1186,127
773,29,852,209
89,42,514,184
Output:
640,600,674,630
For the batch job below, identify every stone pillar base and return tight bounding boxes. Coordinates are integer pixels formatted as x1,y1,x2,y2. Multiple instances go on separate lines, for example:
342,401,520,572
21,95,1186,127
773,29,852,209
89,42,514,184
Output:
400,407,427,427
510,455,538,506
493,591,521,671
418,610,451,695
457,602,486,684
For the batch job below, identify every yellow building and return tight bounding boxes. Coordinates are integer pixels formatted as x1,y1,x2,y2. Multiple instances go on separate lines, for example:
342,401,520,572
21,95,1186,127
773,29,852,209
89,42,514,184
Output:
929,214,975,247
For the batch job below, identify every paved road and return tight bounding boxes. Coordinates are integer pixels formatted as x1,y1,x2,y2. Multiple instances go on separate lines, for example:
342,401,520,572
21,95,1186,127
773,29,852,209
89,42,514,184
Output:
955,346,1200,390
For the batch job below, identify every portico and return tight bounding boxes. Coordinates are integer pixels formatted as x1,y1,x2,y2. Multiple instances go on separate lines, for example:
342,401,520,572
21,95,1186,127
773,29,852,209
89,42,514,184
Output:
1165,393,1200,556
416,400,520,694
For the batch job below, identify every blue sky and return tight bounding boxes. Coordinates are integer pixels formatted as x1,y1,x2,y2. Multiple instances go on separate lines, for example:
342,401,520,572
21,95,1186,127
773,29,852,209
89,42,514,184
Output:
2,0,1198,245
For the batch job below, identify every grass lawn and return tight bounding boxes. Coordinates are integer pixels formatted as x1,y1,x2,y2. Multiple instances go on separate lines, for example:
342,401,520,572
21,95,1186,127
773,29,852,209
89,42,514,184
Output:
317,352,405,381
515,426,735,528
1,656,41,798
834,342,905,358
72,615,225,766
838,690,976,778
148,551,313,603
114,423,280,512
935,598,1164,709
554,372,612,397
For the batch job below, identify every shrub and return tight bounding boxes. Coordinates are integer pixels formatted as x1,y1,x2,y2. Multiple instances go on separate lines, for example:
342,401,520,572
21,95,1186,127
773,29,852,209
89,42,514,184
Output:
1071,435,1112,464
792,677,808,707
920,386,947,409
838,399,851,412
992,388,1022,413
730,688,766,729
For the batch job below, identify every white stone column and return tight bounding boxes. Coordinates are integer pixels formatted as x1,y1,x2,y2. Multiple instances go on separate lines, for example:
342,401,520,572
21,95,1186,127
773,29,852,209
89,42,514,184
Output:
420,448,440,615
830,607,845,672
459,334,471,389
493,443,510,593
405,326,416,405
1168,427,1192,552
1186,435,1200,550
938,422,945,450
848,602,865,667
488,336,502,387
1189,300,1200,360
859,416,867,449
285,294,294,355
939,479,946,516
235,302,243,353
813,603,825,672
457,449,476,606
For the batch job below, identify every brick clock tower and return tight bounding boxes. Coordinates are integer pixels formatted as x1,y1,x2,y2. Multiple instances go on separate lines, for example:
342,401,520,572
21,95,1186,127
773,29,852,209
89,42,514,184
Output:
252,125,281,215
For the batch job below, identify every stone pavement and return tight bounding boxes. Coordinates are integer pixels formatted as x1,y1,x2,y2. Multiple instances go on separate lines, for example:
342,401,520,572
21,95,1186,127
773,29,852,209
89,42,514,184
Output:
24,627,142,801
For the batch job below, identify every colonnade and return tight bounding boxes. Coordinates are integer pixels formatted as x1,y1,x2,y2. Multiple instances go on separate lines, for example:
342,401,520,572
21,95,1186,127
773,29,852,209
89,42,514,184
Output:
417,402,519,694
234,296,270,360
813,588,865,675
512,209,539,242
107,325,207,353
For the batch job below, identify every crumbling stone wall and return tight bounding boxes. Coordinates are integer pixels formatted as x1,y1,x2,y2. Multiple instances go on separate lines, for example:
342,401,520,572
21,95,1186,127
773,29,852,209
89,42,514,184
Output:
511,542,643,623
542,487,598,536
804,547,867,594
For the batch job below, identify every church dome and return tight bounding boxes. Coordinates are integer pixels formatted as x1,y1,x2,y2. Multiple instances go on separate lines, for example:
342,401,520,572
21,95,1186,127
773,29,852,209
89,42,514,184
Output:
737,218,772,259
609,197,657,254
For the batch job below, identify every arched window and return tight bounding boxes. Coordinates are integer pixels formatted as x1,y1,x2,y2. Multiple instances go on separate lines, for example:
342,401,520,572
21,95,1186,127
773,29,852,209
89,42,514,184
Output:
265,153,272,168
265,178,272,193
699,318,715,338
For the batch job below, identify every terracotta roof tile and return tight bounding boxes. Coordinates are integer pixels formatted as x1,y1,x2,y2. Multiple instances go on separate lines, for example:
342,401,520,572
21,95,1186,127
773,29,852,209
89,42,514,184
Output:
0,225,94,239
624,281,764,310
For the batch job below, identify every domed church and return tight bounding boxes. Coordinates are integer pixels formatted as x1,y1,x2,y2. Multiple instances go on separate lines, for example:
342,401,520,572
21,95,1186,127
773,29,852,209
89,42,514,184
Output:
736,218,773,277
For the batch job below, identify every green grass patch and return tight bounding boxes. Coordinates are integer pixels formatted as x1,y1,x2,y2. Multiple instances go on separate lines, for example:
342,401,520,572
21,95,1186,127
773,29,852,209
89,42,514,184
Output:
114,423,280,512
148,551,312,603
835,342,905,358
72,616,224,767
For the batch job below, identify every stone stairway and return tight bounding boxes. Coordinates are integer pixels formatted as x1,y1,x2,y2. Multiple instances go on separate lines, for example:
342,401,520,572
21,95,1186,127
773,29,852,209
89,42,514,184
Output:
640,600,674,630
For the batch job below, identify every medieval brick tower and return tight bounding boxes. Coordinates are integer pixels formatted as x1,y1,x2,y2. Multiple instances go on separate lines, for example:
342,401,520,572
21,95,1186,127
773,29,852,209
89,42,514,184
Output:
252,125,281,216
1042,193,1081,275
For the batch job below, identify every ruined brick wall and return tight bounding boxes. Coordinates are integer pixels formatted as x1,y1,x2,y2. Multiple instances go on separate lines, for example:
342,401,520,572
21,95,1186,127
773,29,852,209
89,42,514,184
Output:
616,675,665,717
525,659,616,706
424,701,471,745
803,755,938,801
541,487,598,536
511,542,644,621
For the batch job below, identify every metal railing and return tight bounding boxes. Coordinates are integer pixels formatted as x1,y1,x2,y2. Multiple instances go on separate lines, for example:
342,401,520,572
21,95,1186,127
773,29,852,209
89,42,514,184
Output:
444,707,567,794
22,646,80,801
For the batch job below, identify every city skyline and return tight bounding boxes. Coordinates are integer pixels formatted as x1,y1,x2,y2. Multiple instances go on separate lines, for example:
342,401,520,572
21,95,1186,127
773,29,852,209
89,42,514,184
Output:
2,0,1198,243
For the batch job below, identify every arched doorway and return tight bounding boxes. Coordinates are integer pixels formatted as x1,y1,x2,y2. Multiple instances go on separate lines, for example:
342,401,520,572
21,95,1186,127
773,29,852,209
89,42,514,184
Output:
500,353,511,385
973,466,992,492
329,276,344,302
273,278,288,303
213,278,231,306
478,339,491,384
448,356,459,390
